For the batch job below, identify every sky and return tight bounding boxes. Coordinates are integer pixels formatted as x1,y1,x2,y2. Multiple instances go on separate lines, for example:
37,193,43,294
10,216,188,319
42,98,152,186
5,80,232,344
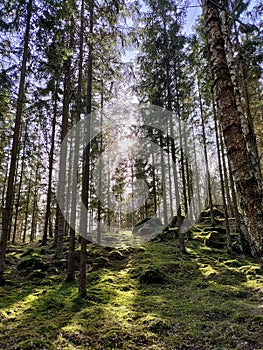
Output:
183,2,202,34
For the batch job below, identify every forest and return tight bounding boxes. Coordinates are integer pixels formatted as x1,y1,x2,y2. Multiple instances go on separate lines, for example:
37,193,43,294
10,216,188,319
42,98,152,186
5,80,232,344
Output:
0,0,263,349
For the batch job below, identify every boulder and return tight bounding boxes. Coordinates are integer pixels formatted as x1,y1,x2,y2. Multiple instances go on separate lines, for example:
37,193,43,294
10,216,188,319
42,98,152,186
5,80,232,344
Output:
206,231,226,249
139,268,167,284
132,217,162,235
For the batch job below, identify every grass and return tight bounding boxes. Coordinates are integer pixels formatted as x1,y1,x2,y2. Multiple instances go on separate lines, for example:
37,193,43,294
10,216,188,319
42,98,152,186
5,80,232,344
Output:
0,232,263,349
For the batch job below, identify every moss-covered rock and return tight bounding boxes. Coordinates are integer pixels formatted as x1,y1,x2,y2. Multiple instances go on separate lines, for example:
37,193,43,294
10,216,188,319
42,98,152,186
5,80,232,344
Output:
53,258,67,268
17,255,49,271
94,256,110,267
206,231,226,249
30,269,47,279
133,217,162,235
21,248,36,257
108,250,125,261
139,267,167,284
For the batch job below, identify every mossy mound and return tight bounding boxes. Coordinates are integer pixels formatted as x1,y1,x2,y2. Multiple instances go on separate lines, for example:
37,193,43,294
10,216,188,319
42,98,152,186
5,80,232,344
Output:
1,236,263,350
94,256,110,267
197,206,225,225
139,267,167,284
206,231,226,249
17,255,49,272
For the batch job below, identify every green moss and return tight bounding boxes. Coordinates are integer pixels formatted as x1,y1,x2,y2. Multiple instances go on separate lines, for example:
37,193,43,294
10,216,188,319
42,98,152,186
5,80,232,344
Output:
1,234,263,350
16,338,56,350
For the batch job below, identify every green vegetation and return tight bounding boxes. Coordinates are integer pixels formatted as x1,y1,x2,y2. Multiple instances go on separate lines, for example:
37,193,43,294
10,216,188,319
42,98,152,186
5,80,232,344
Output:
1,230,263,350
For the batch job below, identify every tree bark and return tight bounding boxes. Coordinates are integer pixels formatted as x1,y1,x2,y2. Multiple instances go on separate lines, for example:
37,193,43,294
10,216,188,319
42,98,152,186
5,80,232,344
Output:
202,0,263,265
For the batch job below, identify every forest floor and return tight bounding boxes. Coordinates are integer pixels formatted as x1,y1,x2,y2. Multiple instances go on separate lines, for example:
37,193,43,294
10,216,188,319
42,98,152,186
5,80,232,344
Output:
0,223,263,350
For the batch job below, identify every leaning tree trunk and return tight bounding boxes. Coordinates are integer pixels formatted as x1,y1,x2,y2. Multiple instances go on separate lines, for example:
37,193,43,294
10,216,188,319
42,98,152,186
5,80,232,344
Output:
202,0,263,265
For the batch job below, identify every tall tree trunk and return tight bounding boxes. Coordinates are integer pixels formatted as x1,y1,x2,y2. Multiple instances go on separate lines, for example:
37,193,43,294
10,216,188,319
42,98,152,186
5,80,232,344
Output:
160,133,168,227
22,175,32,243
79,0,94,297
42,83,58,245
167,140,174,219
166,61,185,249
67,0,85,282
30,179,38,243
56,22,73,259
178,116,188,217
231,14,261,179
12,142,26,244
198,79,216,225
212,93,231,251
202,0,263,266
169,117,186,252
227,158,251,254
0,0,32,284
97,80,104,245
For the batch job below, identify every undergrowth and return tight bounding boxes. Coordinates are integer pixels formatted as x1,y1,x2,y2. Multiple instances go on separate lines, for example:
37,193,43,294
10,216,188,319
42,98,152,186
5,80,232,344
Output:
0,234,263,349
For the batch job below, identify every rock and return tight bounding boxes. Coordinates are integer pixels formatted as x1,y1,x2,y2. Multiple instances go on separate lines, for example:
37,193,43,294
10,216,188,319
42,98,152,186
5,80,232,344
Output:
132,217,151,234
206,231,226,249
21,248,35,257
132,217,162,235
53,259,67,268
108,250,125,261
30,269,47,279
94,256,110,267
17,255,49,271
162,215,185,233
138,227,153,236
197,206,225,224
139,268,167,284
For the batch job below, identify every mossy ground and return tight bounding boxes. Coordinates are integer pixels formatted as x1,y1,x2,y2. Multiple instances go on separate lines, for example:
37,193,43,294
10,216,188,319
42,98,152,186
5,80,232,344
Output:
0,232,263,350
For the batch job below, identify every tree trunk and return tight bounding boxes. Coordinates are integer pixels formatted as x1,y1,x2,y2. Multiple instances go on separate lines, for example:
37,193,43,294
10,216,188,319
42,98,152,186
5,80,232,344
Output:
202,0,263,265
0,0,32,284
42,83,58,245
160,133,168,227
212,93,231,251
56,22,73,259
198,79,216,225
67,0,85,282
30,164,39,243
12,142,26,244
22,175,32,243
79,0,94,297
